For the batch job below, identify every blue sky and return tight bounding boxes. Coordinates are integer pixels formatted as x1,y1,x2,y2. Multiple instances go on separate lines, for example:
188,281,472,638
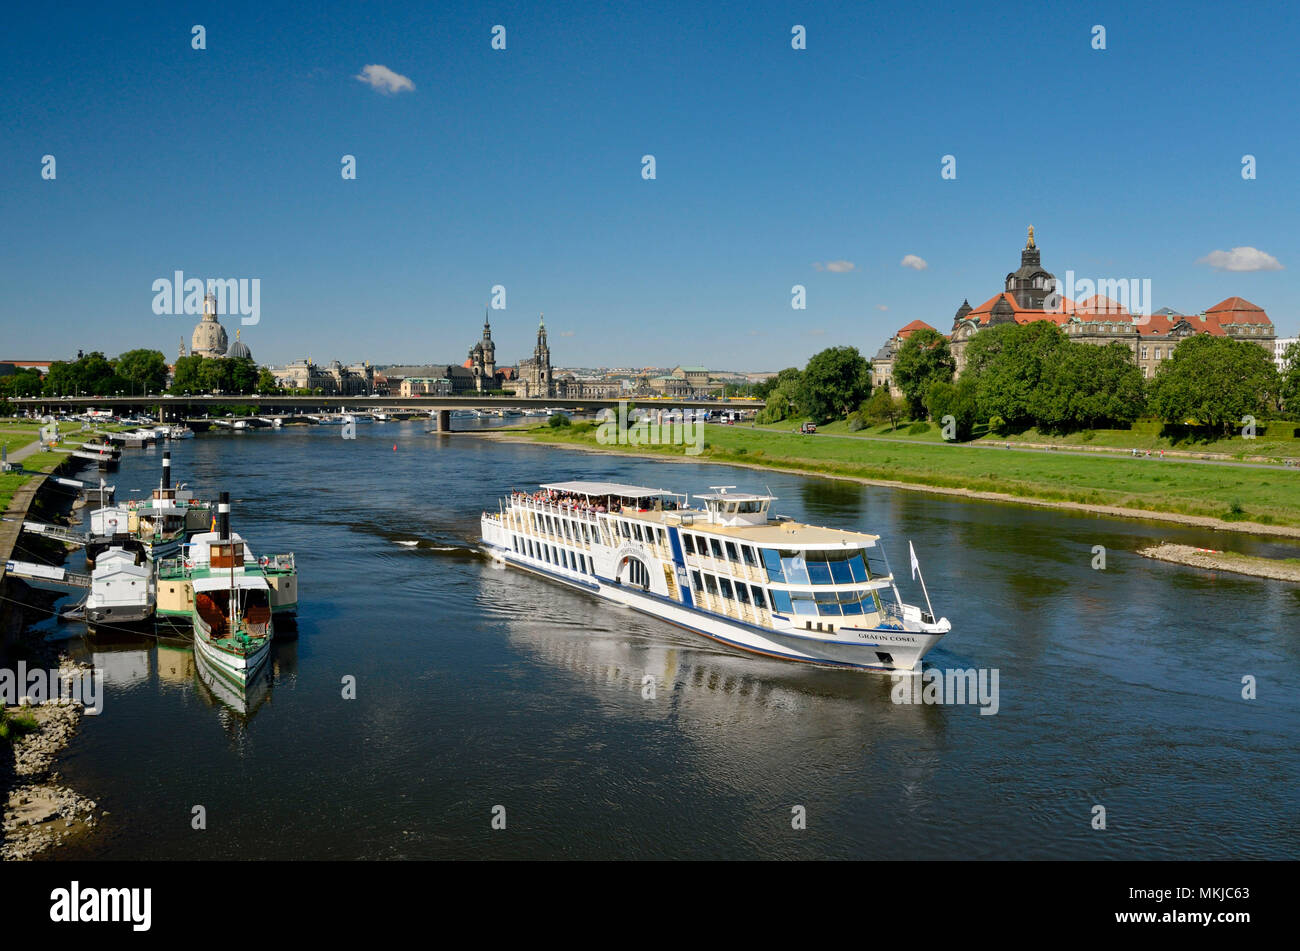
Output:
2,0,1296,370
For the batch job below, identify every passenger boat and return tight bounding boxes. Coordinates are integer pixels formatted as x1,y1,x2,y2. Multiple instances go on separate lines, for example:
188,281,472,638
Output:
184,493,274,689
481,482,951,671
87,451,211,562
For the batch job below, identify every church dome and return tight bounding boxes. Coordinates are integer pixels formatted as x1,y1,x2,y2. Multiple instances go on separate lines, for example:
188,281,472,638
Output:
191,314,228,358
226,338,252,360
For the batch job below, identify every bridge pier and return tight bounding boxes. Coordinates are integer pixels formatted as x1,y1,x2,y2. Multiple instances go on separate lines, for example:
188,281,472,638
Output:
435,409,451,433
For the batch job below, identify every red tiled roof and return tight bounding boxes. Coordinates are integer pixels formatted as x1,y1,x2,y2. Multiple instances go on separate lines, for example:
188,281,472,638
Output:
896,319,937,339
1071,295,1130,317
1205,296,1271,324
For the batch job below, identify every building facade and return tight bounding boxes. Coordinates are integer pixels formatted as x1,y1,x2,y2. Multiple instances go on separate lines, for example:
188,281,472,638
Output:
870,320,938,398
943,228,1275,378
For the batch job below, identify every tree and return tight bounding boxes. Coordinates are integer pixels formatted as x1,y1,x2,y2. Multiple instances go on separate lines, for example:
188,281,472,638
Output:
1030,341,1146,432
255,369,281,395
924,376,979,440
796,346,872,424
41,351,125,396
964,321,1068,431
114,349,169,394
893,328,955,418
169,355,205,394
0,368,44,399
1147,334,1279,435
755,369,802,423
1280,340,1300,414
863,387,906,430
755,367,801,401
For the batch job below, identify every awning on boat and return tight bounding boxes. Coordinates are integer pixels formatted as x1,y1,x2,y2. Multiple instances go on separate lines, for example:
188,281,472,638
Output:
192,574,270,593
539,481,672,498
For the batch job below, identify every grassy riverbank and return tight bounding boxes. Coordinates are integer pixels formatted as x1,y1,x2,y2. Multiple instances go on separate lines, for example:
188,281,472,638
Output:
519,422,1300,531
755,417,1300,462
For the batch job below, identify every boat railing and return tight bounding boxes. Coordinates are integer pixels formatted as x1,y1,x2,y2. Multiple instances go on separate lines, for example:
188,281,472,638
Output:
157,556,188,578
261,553,295,573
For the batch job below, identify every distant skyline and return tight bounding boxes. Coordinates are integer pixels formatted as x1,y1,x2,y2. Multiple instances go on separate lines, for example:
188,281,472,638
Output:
2,0,1297,369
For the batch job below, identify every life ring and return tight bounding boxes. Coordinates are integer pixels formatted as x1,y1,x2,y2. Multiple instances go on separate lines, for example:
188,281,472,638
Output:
260,556,269,567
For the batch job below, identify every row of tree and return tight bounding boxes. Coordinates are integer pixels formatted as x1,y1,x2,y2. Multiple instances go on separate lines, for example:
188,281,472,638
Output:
755,325,1300,438
0,349,281,401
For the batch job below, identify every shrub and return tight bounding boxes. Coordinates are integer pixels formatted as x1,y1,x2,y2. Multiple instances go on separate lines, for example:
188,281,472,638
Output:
547,413,571,428
847,412,866,432
906,421,930,435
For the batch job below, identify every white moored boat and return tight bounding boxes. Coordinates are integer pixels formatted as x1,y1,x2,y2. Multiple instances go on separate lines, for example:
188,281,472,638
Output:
481,482,951,671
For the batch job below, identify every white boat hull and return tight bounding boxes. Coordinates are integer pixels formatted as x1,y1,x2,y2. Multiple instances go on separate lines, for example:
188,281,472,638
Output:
480,538,941,672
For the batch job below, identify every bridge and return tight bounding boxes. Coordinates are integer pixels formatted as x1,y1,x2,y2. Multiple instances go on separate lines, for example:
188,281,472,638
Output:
13,394,765,432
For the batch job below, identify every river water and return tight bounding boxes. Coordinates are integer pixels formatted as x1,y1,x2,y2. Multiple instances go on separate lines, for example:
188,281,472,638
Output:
41,421,1300,859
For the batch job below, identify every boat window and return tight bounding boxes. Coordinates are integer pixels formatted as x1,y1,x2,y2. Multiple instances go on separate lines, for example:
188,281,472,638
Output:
737,500,763,514
750,584,766,607
620,521,631,539
791,594,818,616
841,596,865,615
691,570,703,592
735,584,750,605
683,533,696,555
815,594,843,616
703,574,719,595
719,578,734,599
770,589,793,613
849,553,869,582
781,551,810,584
725,541,739,563
709,538,724,559
808,560,833,585
761,548,784,582
741,545,757,566
830,558,854,584
632,523,643,542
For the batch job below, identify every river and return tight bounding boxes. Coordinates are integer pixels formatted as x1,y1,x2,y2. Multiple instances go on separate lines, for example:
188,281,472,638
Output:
40,420,1300,859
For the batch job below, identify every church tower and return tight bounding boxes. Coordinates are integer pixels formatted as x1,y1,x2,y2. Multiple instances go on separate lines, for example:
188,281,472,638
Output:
534,314,551,397
481,309,496,380
1005,225,1055,310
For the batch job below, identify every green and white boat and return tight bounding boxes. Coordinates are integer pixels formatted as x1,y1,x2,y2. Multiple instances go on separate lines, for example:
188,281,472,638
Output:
184,493,274,689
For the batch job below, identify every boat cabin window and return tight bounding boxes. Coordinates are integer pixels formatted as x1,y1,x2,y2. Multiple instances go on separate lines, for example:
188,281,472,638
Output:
683,534,696,555
735,584,750,605
741,545,758,567
709,538,724,559
725,541,739,562
210,542,244,568
703,574,719,595
719,578,734,599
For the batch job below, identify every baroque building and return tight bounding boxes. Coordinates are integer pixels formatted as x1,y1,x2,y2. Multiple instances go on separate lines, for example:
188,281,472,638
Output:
190,291,229,358
940,228,1274,377
467,310,499,393
514,315,554,398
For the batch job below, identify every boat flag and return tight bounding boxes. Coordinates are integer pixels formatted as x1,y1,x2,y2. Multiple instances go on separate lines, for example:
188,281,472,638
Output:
909,540,920,580
210,511,216,531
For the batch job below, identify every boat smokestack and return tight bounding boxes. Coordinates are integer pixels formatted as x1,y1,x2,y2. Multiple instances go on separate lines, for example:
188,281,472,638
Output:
218,491,230,540
162,450,171,489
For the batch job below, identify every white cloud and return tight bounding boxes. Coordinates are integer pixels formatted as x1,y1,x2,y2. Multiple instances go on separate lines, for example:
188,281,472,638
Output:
559,330,575,337
876,304,889,311
355,64,415,94
813,260,855,273
1196,247,1282,272
900,254,928,271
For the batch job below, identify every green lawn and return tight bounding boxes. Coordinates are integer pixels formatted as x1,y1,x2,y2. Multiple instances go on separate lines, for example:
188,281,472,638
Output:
527,423,1300,528
754,417,1300,461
